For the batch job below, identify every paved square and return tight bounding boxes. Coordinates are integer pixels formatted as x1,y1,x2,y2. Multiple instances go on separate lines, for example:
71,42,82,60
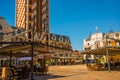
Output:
28,65,120,80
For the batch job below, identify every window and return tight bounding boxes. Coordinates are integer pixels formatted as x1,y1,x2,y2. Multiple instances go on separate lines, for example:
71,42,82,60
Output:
29,8,32,13
45,27,49,33
46,6,48,10
60,44,63,48
29,0,32,5
65,37,69,42
0,25,2,30
0,32,3,39
116,42,119,46
66,44,69,49
52,35,56,40
108,41,111,46
28,32,31,39
28,24,31,28
46,13,48,18
46,0,48,3
52,42,56,46
29,16,31,21
46,20,48,25
17,29,22,34
115,33,119,37
59,36,63,41
95,41,100,48
88,43,89,46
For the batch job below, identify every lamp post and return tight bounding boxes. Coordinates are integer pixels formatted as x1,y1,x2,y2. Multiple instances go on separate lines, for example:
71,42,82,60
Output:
30,28,34,80
30,16,35,80
105,36,111,72
9,50,12,80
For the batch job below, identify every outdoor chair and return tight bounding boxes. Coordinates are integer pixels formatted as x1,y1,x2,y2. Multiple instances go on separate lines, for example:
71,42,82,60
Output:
34,65,37,75
35,67,44,75
114,62,120,70
10,68,19,80
43,66,49,74
21,67,29,79
97,64,106,71
87,64,97,71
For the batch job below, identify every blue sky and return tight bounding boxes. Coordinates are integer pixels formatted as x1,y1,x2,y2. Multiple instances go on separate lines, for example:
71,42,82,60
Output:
0,0,120,50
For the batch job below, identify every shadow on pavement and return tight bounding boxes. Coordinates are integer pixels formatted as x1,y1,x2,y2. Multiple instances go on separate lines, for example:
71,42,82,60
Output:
67,72,87,77
33,74,66,80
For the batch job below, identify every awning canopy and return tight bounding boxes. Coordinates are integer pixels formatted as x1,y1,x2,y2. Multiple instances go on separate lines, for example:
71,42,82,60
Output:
81,46,120,55
0,42,71,57
0,44,49,57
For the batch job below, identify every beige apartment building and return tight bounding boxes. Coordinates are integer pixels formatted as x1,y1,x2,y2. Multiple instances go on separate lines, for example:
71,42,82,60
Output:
16,0,50,44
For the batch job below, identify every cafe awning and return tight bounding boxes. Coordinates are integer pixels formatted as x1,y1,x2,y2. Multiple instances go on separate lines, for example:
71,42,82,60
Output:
81,46,120,55
0,44,49,57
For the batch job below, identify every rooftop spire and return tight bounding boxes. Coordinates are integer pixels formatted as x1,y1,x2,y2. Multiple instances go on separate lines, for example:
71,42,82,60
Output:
96,26,98,33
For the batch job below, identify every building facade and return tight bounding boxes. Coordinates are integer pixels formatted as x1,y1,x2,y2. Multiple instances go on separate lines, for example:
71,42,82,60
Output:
72,50,83,64
0,17,13,46
84,32,105,51
104,32,120,47
104,32,120,61
16,0,50,44
0,17,16,66
49,34,72,65
83,32,120,50
83,28,120,62
49,33,72,53
83,29,105,60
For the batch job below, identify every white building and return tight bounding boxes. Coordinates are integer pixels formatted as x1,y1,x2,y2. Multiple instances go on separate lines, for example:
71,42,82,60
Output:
84,32,105,50
83,27,105,60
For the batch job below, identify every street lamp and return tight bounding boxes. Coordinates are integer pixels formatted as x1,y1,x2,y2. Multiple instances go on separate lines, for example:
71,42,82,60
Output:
30,28,34,80
105,36,111,72
30,16,35,80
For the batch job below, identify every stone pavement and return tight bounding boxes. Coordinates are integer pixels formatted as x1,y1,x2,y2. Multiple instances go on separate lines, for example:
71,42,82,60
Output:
27,64,120,80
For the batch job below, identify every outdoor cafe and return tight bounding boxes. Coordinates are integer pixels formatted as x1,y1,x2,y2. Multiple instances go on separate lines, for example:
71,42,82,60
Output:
0,43,50,80
82,46,120,71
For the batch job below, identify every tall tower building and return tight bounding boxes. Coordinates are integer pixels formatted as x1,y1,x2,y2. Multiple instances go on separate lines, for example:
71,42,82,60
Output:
16,0,50,44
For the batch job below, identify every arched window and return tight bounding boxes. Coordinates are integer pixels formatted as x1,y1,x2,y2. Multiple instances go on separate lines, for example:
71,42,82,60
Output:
65,37,69,42
0,25,3,30
52,35,56,40
59,36,63,41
